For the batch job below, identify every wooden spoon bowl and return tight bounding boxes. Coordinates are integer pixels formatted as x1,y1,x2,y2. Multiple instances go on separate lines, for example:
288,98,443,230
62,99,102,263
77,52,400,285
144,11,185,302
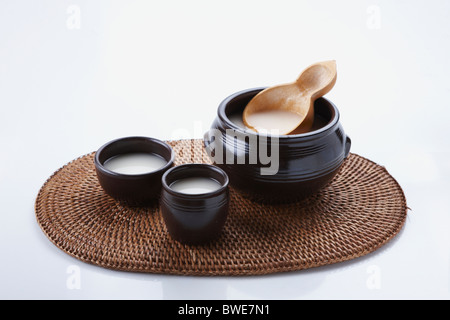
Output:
243,60,337,135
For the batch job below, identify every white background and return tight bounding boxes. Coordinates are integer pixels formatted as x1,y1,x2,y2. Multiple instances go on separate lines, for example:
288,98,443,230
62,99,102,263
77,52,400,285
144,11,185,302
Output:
0,0,449,300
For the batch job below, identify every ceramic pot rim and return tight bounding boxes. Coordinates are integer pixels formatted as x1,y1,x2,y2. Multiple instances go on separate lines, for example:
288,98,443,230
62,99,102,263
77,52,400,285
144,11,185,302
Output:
162,164,229,199
94,136,175,180
217,87,340,139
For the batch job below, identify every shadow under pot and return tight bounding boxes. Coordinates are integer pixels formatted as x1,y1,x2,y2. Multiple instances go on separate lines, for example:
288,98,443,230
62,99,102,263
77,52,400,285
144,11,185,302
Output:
94,136,174,206
161,164,229,245
204,87,352,203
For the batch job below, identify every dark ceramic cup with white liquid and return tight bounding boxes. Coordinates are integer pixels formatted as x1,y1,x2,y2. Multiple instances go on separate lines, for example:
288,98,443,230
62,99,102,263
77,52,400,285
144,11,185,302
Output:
203,87,351,203
160,164,229,245
94,136,174,206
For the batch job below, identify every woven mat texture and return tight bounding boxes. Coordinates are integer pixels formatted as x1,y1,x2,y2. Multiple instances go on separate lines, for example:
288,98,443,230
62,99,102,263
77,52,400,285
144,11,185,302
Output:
35,139,407,275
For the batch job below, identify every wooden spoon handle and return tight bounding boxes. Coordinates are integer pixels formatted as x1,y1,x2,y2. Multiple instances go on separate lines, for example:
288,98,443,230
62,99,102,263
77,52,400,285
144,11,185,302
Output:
295,60,337,99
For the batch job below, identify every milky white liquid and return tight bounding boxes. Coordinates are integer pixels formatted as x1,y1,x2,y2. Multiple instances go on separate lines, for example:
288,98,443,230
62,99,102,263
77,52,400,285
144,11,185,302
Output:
104,153,167,175
229,110,328,134
170,177,222,194
245,109,303,132
228,113,248,130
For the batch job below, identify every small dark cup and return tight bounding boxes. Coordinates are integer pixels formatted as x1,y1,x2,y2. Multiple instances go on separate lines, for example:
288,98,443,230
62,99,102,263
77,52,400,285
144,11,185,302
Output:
94,136,174,206
161,164,229,245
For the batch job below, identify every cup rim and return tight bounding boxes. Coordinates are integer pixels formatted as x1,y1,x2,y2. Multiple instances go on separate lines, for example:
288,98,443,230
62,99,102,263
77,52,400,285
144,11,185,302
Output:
162,164,229,198
94,136,175,180
217,87,340,139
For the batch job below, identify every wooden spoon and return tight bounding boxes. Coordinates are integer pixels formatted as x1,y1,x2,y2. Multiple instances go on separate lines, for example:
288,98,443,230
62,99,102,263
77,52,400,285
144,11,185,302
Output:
243,60,337,135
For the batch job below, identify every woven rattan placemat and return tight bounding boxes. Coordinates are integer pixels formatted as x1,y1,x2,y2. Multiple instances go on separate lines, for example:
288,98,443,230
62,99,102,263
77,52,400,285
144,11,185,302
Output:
35,139,407,276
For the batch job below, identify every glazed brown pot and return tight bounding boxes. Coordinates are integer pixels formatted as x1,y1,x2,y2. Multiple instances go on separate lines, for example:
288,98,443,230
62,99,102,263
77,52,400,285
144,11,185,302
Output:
94,136,174,206
160,164,229,245
204,87,351,203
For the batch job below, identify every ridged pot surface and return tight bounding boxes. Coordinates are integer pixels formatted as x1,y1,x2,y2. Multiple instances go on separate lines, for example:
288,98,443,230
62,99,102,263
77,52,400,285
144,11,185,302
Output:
204,88,351,202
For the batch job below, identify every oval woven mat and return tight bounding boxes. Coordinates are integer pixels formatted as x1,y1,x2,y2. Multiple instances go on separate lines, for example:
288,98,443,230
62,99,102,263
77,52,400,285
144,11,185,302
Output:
35,139,407,276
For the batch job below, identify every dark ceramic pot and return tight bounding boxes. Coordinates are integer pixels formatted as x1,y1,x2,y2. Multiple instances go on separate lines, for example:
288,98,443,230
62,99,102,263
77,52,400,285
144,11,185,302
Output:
204,87,351,203
94,136,174,206
161,164,229,245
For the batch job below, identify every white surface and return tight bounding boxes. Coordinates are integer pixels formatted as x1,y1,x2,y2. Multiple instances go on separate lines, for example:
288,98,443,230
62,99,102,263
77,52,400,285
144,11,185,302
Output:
1,0,449,300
